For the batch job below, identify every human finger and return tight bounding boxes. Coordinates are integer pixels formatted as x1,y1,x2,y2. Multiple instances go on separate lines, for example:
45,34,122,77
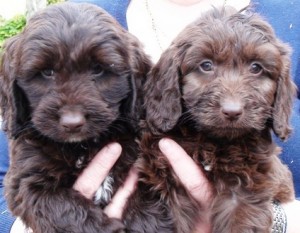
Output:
73,142,122,199
158,138,212,206
104,167,138,219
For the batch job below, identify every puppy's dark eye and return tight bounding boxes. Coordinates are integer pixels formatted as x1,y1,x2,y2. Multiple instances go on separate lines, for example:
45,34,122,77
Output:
199,61,214,72
91,63,104,76
249,63,263,74
41,69,55,78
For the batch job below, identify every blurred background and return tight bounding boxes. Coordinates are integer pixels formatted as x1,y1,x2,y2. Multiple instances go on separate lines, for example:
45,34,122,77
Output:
0,0,63,49
0,0,27,20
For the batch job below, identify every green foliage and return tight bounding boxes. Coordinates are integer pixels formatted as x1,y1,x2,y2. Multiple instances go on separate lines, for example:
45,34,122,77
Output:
47,0,65,5
0,15,26,48
0,0,65,49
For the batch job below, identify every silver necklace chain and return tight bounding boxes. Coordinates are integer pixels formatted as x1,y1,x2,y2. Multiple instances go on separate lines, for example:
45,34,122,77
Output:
145,0,165,51
145,0,227,51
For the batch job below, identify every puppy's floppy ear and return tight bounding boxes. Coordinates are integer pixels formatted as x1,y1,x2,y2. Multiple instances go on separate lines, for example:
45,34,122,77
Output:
244,13,297,140
144,45,184,134
0,35,31,138
272,43,297,141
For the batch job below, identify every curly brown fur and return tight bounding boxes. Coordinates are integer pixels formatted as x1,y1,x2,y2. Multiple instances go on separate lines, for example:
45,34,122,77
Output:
0,2,151,233
139,7,296,233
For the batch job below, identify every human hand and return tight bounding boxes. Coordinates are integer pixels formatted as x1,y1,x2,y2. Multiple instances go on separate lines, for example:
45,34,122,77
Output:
10,143,138,233
282,199,300,233
158,138,300,233
73,142,138,218
158,138,213,233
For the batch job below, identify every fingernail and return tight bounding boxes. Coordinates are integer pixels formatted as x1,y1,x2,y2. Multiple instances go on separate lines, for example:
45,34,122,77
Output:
158,138,172,152
106,142,122,156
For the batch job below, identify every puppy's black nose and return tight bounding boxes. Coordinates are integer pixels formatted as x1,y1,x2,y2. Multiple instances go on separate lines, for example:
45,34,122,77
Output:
221,101,243,121
60,111,86,132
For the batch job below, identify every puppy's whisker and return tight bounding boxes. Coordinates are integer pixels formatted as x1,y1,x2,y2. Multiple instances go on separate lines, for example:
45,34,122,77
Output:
180,110,196,124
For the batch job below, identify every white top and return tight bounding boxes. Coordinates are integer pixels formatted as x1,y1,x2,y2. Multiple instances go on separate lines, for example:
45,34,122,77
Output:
127,0,250,63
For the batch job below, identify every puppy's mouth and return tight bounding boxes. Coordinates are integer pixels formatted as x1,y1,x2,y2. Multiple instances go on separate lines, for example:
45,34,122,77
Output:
63,134,88,143
41,123,107,143
212,125,248,134
195,120,254,139
32,108,115,143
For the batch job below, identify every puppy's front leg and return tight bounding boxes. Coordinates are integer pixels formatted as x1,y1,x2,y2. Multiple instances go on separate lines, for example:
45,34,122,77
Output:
6,177,125,233
211,192,273,233
124,188,175,233
4,144,125,233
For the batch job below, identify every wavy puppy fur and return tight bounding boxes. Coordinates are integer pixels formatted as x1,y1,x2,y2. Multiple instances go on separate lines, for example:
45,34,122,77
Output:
139,7,296,233
0,2,151,233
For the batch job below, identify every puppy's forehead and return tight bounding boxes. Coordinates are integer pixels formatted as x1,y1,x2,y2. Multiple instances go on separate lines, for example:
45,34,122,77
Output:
19,3,129,72
34,5,120,40
28,3,118,28
178,11,281,63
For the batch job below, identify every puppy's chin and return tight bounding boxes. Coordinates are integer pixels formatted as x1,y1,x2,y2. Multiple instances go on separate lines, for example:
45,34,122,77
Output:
196,124,256,140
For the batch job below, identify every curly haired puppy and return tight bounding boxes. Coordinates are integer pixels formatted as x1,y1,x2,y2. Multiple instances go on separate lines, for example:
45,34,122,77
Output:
0,2,151,233
138,8,296,233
